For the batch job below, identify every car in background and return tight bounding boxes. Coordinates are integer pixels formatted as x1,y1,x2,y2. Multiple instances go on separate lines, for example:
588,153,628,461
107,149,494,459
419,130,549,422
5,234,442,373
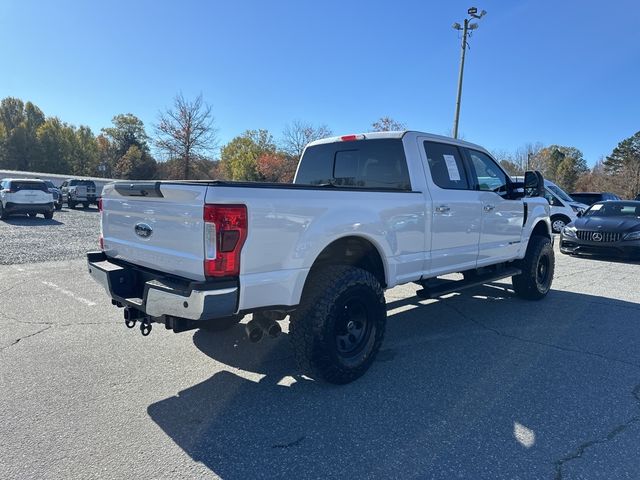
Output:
60,179,98,209
560,200,640,259
43,180,63,210
513,176,588,233
0,178,55,220
570,192,621,206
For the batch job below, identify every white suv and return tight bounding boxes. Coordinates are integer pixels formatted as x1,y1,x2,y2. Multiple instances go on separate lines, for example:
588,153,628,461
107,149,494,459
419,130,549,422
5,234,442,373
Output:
0,178,55,220
513,177,588,233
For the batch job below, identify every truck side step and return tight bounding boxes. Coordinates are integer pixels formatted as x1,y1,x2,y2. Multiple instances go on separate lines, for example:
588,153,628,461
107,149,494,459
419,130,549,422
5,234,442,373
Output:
416,267,521,299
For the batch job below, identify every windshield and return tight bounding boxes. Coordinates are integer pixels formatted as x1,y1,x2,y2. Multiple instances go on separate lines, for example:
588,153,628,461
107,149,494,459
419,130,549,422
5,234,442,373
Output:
44,181,55,188
584,202,640,218
11,181,48,192
547,183,574,202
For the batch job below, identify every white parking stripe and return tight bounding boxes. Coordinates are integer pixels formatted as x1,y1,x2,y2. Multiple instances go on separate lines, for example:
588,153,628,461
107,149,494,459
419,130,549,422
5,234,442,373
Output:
41,281,96,306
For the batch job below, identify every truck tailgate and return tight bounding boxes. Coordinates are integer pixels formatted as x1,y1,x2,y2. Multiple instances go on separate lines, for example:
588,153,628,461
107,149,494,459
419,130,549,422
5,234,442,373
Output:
102,182,208,281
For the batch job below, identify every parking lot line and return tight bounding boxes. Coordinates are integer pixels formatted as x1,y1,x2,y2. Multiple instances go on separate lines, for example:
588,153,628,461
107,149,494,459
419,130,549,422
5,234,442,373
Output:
40,280,96,307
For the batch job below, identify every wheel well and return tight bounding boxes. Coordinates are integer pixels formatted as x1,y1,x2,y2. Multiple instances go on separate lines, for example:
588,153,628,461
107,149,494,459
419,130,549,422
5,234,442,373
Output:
308,236,386,288
551,213,570,222
531,220,551,239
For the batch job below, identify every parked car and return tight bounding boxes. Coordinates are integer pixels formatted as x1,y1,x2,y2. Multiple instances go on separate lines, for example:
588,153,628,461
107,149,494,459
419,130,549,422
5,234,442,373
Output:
60,179,98,209
635,193,640,201
570,192,621,206
560,200,640,259
43,180,63,210
87,131,554,384
0,178,55,219
513,177,588,233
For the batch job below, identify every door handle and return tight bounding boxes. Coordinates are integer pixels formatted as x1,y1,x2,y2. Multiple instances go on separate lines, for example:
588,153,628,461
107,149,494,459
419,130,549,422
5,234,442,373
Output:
435,205,451,213
484,204,495,212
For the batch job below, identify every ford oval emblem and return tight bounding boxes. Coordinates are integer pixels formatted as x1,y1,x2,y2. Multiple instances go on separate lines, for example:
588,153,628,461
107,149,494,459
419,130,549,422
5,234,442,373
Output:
135,223,153,239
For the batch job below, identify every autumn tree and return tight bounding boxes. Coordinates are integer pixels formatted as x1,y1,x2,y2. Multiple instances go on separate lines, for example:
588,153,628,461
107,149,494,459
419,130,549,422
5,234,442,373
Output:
371,116,406,132
604,131,640,199
219,130,276,181
531,145,587,189
155,93,218,179
256,152,297,183
114,145,157,180
102,113,150,157
102,113,156,180
0,97,43,170
281,120,332,160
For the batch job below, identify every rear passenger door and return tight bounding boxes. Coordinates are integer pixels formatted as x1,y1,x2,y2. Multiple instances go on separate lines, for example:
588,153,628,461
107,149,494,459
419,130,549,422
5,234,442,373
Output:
420,140,482,275
464,149,524,264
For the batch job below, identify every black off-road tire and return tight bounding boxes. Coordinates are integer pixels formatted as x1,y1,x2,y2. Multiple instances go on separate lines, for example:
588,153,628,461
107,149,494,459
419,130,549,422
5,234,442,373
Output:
68,200,76,209
55,203,62,211
44,211,54,220
289,265,387,384
512,235,554,300
0,203,8,220
82,202,90,209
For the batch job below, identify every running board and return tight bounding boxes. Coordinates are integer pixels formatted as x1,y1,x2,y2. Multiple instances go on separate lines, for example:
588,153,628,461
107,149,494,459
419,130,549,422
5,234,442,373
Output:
416,267,521,299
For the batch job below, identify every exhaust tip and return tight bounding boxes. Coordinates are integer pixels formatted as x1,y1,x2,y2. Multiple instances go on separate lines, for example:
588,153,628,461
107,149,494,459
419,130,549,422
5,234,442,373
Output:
266,322,282,338
245,320,263,343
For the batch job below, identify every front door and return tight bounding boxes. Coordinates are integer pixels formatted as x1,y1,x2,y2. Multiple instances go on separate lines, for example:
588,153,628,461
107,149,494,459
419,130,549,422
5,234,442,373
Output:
464,149,524,265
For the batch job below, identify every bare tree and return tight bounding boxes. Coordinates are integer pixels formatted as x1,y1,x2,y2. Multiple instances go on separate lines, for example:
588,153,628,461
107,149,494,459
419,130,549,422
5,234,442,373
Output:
155,93,218,179
281,120,332,159
371,116,406,132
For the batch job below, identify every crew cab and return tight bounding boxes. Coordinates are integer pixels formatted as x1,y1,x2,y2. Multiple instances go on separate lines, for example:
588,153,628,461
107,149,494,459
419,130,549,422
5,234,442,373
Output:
88,131,554,384
61,179,98,209
0,178,55,219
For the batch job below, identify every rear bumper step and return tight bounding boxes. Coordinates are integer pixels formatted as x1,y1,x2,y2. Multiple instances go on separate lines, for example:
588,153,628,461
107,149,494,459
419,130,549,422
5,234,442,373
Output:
87,251,238,321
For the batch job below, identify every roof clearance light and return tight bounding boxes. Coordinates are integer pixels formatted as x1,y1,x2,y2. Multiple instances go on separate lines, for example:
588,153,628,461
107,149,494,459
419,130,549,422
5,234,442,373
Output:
340,134,365,142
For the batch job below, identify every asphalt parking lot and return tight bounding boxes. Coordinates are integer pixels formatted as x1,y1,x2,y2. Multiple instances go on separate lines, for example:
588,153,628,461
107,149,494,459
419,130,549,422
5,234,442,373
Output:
1,213,639,479
0,207,100,264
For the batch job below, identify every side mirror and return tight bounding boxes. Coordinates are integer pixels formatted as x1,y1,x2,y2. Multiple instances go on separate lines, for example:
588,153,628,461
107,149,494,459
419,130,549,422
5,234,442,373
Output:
576,210,583,217
524,170,545,197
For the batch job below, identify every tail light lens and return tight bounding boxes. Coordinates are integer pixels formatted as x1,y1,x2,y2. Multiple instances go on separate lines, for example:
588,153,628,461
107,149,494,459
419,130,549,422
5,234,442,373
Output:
98,199,103,249
203,204,248,277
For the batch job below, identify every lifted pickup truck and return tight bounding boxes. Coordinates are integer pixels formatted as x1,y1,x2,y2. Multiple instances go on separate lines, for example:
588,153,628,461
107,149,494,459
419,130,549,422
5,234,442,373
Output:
61,179,99,209
88,131,554,384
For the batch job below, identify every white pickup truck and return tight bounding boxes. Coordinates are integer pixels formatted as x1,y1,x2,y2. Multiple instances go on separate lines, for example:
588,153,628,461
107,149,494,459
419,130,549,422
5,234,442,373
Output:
88,131,554,384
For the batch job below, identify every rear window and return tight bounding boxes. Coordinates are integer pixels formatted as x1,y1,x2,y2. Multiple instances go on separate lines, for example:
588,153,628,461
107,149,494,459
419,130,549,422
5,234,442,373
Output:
571,193,600,204
295,139,411,190
69,180,96,187
10,181,48,192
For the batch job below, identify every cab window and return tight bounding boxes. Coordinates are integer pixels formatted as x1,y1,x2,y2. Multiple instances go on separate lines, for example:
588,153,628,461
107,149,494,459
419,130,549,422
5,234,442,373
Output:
423,141,470,190
466,149,509,194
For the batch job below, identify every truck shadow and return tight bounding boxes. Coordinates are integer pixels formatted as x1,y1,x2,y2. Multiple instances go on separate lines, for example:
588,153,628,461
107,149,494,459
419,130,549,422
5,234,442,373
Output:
1,216,63,226
147,285,640,479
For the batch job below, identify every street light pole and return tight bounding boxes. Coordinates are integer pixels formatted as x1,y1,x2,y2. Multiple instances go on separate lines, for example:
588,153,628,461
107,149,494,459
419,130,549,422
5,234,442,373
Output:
452,18,469,140
452,7,486,139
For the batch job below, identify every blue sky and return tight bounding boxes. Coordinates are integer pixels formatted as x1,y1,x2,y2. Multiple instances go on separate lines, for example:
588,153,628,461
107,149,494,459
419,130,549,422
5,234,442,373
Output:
1,0,638,164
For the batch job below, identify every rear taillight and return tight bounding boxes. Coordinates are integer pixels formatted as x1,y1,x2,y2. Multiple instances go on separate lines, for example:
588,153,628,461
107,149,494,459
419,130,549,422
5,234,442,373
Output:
98,198,102,212
99,235,104,250
203,204,248,277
